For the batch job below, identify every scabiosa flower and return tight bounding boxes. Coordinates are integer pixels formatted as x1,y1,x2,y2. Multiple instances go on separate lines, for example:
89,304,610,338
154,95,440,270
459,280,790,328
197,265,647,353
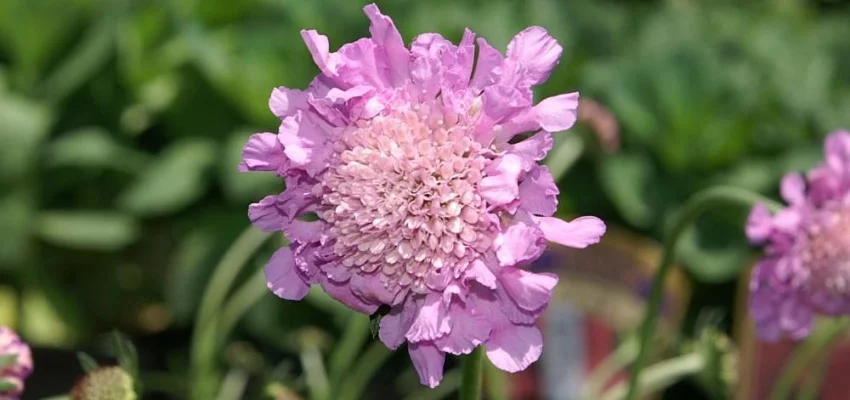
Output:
240,4,606,386
747,130,850,341
0,327,32,399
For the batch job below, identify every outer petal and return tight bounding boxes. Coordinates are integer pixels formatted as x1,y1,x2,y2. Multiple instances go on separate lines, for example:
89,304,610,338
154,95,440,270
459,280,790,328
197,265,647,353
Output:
406,292,451,342
434,300,492,355
506,26,562,87
319,277,379,314
363,4,409,86
518,166,559,216
350,272,403,306
498,267,558,311
239,133,285,172
464,259,497,289
780,173,806,206
270,87,309,118
495,220,546,267
265,247,310,300
277,112,332,176
485,324,543,373
824,130,850,173
379,298,419,349
409,342,445,388
509,131,554,171
534,216,606,248
534,92,579,132
779,298,813,340
746,203,773,244
469,37,504,91
479,154,523,206
248,195,283,231
301,30,333,78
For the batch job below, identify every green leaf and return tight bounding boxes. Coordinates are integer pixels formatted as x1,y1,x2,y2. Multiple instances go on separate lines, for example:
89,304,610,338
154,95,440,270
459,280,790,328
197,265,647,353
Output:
678,225,750,283
118,139,216,216
110,331,139,379
0,94,52,184
220,130,282,202
599,153,656,228
0,354,17,369
0,188,35,268
36,211,140,251
77,352,99,372
45,128,147,172
41,16,115,102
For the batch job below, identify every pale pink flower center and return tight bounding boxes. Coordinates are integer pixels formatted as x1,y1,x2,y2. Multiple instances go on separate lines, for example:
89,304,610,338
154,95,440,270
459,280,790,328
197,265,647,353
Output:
319,100,494,293
803,210,850,296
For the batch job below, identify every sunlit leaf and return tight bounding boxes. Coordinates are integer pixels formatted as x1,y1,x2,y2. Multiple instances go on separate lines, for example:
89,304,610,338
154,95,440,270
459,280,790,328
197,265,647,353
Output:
36,211,140,251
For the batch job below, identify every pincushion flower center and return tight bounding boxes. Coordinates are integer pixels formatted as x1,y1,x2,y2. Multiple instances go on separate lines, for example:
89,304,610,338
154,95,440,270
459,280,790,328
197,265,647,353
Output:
319,102,493,294
803,210,850,296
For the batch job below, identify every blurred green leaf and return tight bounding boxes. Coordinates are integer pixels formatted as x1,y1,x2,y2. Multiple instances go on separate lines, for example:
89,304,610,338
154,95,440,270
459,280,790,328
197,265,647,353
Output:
77,351,100,372
45,127,147,172
0,94,52,183
41,15,115,102
220,130,281,202
118,139,216,216
36,211,140,251
0,188,35,268
599,153,655,228
678,225,750,283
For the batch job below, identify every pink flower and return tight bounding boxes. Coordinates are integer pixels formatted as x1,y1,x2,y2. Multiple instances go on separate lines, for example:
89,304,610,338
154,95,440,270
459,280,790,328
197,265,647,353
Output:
0,327,32,399
240,4,606,387
747,130,850,341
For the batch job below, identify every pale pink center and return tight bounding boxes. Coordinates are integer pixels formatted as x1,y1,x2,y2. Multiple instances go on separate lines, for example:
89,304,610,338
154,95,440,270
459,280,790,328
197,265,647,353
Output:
319,100,494,293
802,210,850,296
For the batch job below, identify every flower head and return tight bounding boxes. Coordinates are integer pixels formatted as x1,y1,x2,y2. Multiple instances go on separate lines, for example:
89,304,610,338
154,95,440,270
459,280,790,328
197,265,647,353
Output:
747,130,850,341
240,4,606,386
0,327,32,399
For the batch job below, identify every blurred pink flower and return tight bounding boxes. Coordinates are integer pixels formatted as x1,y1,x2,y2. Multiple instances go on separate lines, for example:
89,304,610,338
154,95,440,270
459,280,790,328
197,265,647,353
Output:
747,130,850,341
240,4,606,386
0,327,32,399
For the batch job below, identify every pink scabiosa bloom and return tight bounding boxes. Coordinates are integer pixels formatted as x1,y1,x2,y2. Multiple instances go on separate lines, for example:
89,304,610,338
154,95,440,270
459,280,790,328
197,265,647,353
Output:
747,130,850,341
0,327,33,399
240,4,606,386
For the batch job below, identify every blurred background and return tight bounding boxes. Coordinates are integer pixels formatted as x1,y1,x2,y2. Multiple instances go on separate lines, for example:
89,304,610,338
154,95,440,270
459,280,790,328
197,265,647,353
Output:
1,0,849,398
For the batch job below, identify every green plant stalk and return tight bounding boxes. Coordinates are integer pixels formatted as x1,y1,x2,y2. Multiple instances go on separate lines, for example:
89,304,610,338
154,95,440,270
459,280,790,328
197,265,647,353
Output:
300,343,331,400
329,313,370,383
459,346,485,400
483,359,509,400
602,352,704,400
769,318,850,400
189,227,270,400
584,335,639,399
337,341,393,400
624,186,783,400
216,268,267,347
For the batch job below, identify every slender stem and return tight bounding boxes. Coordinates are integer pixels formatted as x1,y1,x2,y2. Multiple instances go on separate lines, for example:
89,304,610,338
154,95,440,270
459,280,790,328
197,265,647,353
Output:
770,318,849,400
584,335,639,399
624,186,782,400
189,227,270,400
459,346,485,400
337,341,393,400
329,314,370,383
216,267,268,347
601,352,704,400
483,359,509,400
301,342,331,400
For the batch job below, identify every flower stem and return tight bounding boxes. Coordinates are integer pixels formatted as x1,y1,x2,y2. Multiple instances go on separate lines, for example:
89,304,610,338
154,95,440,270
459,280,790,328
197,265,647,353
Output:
624,186,782,400
189,227,270,400
459,346,485,400
769,318,850,400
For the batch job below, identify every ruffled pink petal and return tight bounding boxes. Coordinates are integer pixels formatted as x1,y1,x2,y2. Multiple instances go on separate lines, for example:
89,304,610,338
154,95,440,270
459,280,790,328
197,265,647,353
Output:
239,133,285,172
406,292,451,342
779,298,813,340
824,130,850,173
350,272,403,306
410,50,442,99
379,297,419,349
301,30,333,78
506,26,562,87
519,166,559,216
265,247,310,300
283,220,324,243
363,4,409,86
464,259,497,289
448,29,476,89
248,195,283,231
534,215,606,248
434,300,492,355
469,37,504,91
408,342,445,388
494,220,546,267
481,85,533,125
479,154,523,206
534,92,579,132
319,277,379,314
746,203,773,244
498,267,558,311
509,131,553,172
485,324,543,373
277,112,332,176
771,208,802,234
780,173,806,206
335,38,390,89
270,87,309,119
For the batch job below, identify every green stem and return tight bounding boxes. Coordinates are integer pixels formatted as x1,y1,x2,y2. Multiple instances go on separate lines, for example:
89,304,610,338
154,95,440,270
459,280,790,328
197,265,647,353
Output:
329,314,370,384
216,268,268,347
602,352,704,400
584,335,639,400
337,341,393,400
459,346,485,400
770,318,849,400
301,342,331,400
189,227,270,400
624,186,782,400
